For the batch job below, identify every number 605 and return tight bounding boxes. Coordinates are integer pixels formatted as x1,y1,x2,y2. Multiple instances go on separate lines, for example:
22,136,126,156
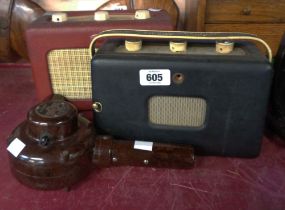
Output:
146,74,163,81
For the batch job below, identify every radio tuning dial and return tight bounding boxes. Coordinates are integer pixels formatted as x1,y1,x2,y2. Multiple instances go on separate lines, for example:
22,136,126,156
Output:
135,10,151,20
51,13,67,22
92,102,102,112
169,41,187,53
94,11,110,21
125,40,142,52
216,41,234,54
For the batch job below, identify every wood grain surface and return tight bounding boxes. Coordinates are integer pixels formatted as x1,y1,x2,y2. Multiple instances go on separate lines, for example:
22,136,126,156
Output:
206,0,285,23
205,23,285,55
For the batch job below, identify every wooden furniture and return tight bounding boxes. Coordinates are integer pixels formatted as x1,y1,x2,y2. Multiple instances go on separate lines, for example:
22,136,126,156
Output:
0,0,44,62
186,0,285,55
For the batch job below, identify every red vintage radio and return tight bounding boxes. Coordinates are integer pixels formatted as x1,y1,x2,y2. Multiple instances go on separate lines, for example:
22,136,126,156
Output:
26,10,174,118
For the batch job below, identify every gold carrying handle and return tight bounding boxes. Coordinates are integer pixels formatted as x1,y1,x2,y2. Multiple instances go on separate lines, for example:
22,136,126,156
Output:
88,29,272,62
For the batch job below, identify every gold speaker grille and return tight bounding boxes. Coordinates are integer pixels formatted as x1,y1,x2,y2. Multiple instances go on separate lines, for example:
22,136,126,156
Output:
149,96,207,127
47,48,91,99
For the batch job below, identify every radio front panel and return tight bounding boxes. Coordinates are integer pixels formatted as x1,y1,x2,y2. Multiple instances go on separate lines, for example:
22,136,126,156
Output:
92,39,272,157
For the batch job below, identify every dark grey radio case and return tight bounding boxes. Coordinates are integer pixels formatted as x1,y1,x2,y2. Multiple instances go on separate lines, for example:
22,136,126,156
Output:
91,33,272,157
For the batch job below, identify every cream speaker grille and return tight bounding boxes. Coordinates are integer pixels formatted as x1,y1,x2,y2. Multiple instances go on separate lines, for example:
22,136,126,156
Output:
149,96,207,127
47,48,92,99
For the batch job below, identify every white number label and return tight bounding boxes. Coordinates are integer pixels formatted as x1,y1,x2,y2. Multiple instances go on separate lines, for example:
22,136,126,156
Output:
134,140,153,151
7,138,26,157
139,69,171,86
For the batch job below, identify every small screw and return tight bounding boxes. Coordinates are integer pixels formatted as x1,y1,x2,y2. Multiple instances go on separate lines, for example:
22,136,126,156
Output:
144,160,149,165
61,150,70,162
173,73,184,84
39,135,49,147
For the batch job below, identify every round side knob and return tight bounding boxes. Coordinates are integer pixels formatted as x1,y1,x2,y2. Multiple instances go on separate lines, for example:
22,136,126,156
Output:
92,102,103,112
125,40,142,52
94,11,109,21
169,41,187,53
135,10,151,20
51,13,67,22
216,41,234,54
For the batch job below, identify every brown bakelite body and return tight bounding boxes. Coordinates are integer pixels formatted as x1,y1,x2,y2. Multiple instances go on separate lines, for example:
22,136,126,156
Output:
7,96,194,190
7,97,94,190
94,136,195,168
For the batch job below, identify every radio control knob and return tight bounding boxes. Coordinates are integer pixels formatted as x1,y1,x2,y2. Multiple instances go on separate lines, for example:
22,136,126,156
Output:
125,40,142,52
135,10,151,20
169,41,187,53
94,11,110,21
216,41,234,54
51,13,67,22
92,102,102,112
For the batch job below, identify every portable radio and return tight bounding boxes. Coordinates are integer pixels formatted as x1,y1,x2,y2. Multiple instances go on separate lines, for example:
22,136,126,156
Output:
25,10,173,117
91,29,273,157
